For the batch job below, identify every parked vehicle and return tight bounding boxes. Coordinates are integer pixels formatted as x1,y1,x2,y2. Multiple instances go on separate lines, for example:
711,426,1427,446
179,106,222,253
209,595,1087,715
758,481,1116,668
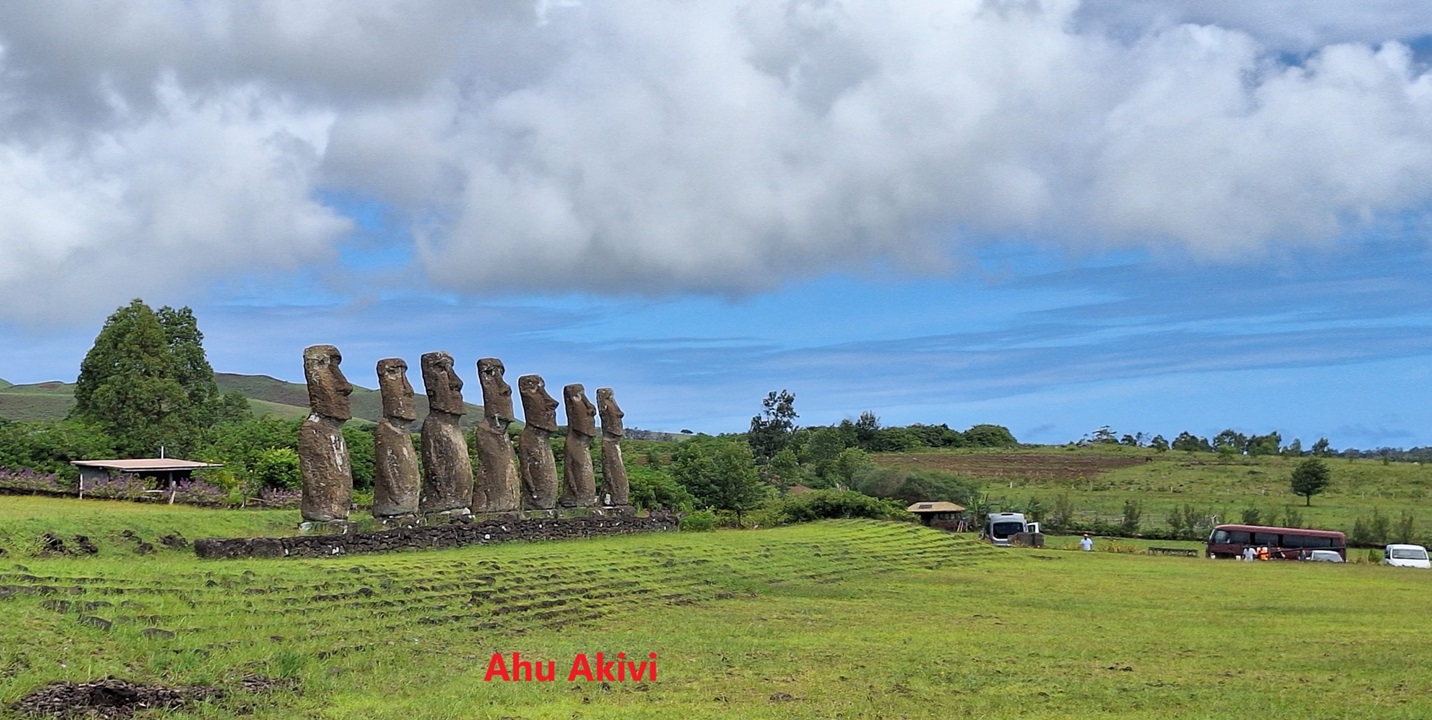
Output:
984,512,1042,547
1383,544,1431,569
1206,524,1346,561
1305,550,1345,563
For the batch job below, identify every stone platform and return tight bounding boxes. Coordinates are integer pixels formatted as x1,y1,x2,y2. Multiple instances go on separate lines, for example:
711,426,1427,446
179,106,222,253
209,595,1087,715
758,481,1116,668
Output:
194,513,678,560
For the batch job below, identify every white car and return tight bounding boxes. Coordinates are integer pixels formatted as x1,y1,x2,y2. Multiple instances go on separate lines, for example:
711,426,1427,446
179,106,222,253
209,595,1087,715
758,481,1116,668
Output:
1384,544,1431,569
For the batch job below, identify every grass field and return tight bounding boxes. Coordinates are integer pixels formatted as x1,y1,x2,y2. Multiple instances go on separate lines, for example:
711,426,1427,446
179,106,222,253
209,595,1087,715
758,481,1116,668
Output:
2,498,1432,718
875,445,1432,538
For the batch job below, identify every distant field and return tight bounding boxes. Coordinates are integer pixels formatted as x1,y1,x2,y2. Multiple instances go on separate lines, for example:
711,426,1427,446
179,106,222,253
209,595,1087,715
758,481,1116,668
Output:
872,446,1432,540
2,500,1432,718
0,381,77,421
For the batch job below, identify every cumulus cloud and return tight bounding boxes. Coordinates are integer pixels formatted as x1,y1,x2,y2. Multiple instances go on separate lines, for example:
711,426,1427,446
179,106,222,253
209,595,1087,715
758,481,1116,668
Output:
1,0,1430,323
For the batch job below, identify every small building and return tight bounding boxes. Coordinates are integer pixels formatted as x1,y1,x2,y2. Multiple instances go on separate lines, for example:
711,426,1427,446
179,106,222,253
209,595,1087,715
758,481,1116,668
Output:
71,458,222,499
907,501,968,530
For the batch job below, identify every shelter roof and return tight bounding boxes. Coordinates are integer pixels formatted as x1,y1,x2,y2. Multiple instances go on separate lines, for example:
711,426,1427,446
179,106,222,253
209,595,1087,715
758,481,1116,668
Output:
70,459,221,472
906,501,966,513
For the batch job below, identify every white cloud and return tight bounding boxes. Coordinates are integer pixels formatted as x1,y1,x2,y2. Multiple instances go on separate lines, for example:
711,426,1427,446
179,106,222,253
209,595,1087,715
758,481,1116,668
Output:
1,0,1430,323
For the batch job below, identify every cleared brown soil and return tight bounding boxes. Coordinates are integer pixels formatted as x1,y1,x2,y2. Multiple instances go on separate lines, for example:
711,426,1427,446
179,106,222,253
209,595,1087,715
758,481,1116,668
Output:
872,451,1149,480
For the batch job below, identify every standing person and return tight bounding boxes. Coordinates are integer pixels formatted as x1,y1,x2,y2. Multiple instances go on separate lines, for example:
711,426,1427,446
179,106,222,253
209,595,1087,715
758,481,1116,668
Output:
1080,533,1094,552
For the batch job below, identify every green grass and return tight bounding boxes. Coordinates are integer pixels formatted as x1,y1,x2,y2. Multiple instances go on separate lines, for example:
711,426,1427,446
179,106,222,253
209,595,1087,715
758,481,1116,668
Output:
2,500,1432,718
879,446,1432,540
0,496,298,557
0,382,78,422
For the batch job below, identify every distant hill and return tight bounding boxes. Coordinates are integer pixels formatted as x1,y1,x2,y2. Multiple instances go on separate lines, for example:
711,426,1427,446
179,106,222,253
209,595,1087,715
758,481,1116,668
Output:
0,380,78,422
0,373,484,428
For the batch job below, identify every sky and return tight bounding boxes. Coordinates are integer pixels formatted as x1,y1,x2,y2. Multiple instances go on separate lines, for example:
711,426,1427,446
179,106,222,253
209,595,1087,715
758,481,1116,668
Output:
2,1,1432,448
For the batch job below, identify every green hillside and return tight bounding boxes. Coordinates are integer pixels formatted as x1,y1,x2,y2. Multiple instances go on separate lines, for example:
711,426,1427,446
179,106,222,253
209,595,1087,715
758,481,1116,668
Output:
214,372,484,427
0,373,483,427
0,380,78,421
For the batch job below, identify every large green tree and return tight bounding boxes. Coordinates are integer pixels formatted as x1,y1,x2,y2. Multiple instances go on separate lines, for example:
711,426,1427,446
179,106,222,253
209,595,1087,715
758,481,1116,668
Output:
672,436,768,522
1290,457,1332,506
71,299,224,457
747,389,798,462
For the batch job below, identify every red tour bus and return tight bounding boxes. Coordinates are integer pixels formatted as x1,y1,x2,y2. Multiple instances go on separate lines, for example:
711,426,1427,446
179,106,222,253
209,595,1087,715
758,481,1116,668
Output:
1206,524,1347,560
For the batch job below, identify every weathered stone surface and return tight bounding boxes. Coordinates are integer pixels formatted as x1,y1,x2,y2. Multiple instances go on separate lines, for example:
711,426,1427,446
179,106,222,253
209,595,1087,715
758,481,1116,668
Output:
418,352,472,514
597,387,631,507
299,344,354,522
193,514,678,560
477,358,515,423
560,383,597,508
473,359,521,514
372,358,420,517
304,344,353,420
518,374,560,510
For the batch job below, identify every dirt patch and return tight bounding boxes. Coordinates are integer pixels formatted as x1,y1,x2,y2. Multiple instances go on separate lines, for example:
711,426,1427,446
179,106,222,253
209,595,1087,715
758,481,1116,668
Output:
10,677,217,718
10,674,292,719
872,452,1148,481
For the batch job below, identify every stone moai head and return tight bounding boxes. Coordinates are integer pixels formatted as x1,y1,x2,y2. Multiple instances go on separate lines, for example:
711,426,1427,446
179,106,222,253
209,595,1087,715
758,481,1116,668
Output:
420,351,465,415
597,387,624,438
376,358,416,423
477,357,515,423
564,383,597,437
303,344,353,420
519,374,559,432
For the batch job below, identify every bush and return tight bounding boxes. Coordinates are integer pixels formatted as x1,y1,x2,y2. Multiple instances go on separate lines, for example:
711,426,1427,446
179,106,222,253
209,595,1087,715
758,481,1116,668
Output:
0,468,68,495
628,465,696,512
84,473,149,500
774,489,907,524
850,467,980,508
171,479,226,505
258,486,302,509
253,448,302,490
679,510,716,532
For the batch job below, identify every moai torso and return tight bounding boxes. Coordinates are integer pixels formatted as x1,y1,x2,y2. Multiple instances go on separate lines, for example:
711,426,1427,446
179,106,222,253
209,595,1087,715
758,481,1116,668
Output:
473,358,521,514
517,374,560,510
559,383,597,508
299,344,354,522
372,358,420,517
597,387,630,507
418,351,473,514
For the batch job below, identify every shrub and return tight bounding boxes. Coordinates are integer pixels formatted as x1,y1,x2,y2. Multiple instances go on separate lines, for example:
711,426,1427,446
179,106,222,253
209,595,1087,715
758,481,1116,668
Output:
84,473,149,500
258,486,302,509
1119,499,1143,536
171,479,226,505
775,489,906,524
1350,508,1390,547
679,510,716,532
0,468,68,495
628,465,696,512
850,467,980,508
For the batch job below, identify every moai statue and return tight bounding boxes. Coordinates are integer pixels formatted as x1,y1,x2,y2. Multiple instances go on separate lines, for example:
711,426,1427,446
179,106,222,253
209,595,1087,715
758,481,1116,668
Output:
559,383,598,509
517,374,560,512
596,387,631,510
299,344,354,523
472,357,521,515
372,358,420,518
418,351,473,515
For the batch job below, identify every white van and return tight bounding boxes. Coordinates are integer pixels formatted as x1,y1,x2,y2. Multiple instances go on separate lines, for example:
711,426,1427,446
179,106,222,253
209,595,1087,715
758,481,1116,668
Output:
1383,544,1431,569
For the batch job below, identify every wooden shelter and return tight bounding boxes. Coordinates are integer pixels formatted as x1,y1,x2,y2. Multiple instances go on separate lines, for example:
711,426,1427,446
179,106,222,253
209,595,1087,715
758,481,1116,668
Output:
906,501,968,529
70,458,221,501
